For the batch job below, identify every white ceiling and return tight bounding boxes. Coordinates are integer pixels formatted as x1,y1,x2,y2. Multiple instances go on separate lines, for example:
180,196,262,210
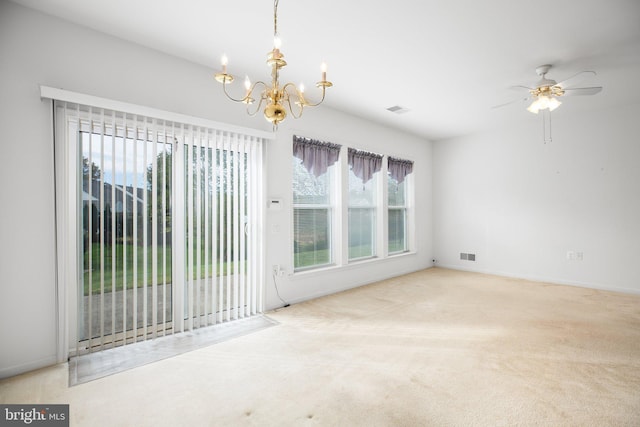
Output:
12,0,640,141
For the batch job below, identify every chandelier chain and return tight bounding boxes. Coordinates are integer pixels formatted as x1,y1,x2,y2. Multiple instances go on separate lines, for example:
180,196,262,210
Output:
274,0,279,36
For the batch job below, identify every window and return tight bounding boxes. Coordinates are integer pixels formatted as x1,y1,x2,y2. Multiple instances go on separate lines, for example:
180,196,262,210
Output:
348,149,382,261
387,157,413,254
292,136,341,270
388,174,407,254
291,136,414,271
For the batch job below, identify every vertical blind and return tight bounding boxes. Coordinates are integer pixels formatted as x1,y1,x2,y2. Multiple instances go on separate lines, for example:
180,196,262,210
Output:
54,99,265,355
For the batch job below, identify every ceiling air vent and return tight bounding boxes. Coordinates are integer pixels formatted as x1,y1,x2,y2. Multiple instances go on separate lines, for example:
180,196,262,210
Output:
386,105,410,115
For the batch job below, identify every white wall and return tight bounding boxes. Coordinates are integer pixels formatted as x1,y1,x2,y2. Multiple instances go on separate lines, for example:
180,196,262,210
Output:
433,103,640,293
0,1,432,378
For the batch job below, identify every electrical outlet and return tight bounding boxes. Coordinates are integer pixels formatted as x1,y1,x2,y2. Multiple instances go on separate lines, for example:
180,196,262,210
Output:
566,251,584,261
272,265,286,276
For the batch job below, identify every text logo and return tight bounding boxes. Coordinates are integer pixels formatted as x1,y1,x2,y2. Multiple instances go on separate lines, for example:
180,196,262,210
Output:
1,405,69,427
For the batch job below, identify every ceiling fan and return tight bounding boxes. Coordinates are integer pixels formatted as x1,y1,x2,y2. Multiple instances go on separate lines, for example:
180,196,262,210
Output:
495,64,603,113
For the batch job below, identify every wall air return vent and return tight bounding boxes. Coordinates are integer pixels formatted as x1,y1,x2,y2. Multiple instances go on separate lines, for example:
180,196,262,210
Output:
386,105,411,114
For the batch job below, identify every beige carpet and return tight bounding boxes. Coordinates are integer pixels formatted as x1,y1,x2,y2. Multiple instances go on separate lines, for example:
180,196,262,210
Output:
1,268,639,426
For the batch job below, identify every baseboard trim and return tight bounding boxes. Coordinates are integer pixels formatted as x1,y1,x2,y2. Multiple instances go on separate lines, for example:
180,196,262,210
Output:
437,264,640,296
0,355,58,380
272,265,434,308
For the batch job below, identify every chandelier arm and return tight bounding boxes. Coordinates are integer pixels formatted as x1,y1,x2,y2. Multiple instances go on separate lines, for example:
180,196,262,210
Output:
221,79,270,104
299,85,328,108
246,81,269,115
282,83,304,118
246,95,266,117
248,80,269,100
284,94,303,119
246,89,269,117
222,80,252,103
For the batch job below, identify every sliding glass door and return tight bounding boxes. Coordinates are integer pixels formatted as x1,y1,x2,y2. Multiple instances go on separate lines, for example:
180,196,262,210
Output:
56,102,264,356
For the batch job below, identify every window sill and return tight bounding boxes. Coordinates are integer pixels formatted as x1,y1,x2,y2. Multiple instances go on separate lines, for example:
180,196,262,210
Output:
289,251,417,280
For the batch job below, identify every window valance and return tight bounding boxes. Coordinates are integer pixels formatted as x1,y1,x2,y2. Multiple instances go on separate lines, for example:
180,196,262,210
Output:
348,148,383,184
388,157,414,183
293,135,341,177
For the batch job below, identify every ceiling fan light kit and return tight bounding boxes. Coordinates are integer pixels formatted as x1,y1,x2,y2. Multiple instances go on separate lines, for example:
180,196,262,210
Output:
526,65,564,114
526,89,562,114
214,0,332,129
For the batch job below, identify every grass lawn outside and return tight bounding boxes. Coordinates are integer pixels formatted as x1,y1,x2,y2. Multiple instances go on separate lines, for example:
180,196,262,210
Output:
83,243,241,296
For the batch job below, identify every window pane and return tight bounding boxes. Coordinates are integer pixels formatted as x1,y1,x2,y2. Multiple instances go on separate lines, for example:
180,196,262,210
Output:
348,168,377,260
388,209,406,254
80,128,173,341
294,208,331,269
348,208,376,259
293,153,334,270
388,175,405,207
348,169,376,206
293,158,330,205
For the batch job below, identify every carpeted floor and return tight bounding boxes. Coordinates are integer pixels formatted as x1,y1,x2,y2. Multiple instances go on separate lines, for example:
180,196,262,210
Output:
1,268,639,426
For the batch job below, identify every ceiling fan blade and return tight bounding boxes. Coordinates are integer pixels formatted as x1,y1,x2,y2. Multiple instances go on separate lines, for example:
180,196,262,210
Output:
509,85,533,92
561,86,603,96
492,96,531,109
556,71,597,88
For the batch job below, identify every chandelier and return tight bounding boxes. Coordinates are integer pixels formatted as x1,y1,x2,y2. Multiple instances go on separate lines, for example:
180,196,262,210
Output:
214,0,332,128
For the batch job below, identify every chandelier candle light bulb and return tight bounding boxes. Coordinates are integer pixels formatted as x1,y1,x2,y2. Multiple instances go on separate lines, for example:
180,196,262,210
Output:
221,54,228,75
274,35,282,50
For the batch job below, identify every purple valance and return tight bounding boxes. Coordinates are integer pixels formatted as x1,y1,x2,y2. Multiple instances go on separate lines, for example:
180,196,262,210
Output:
388,157,414,183
293,135,341,177
348,148,383,184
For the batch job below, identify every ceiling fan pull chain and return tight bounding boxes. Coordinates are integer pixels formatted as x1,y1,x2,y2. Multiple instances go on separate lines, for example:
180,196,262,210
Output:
542,110,552,144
